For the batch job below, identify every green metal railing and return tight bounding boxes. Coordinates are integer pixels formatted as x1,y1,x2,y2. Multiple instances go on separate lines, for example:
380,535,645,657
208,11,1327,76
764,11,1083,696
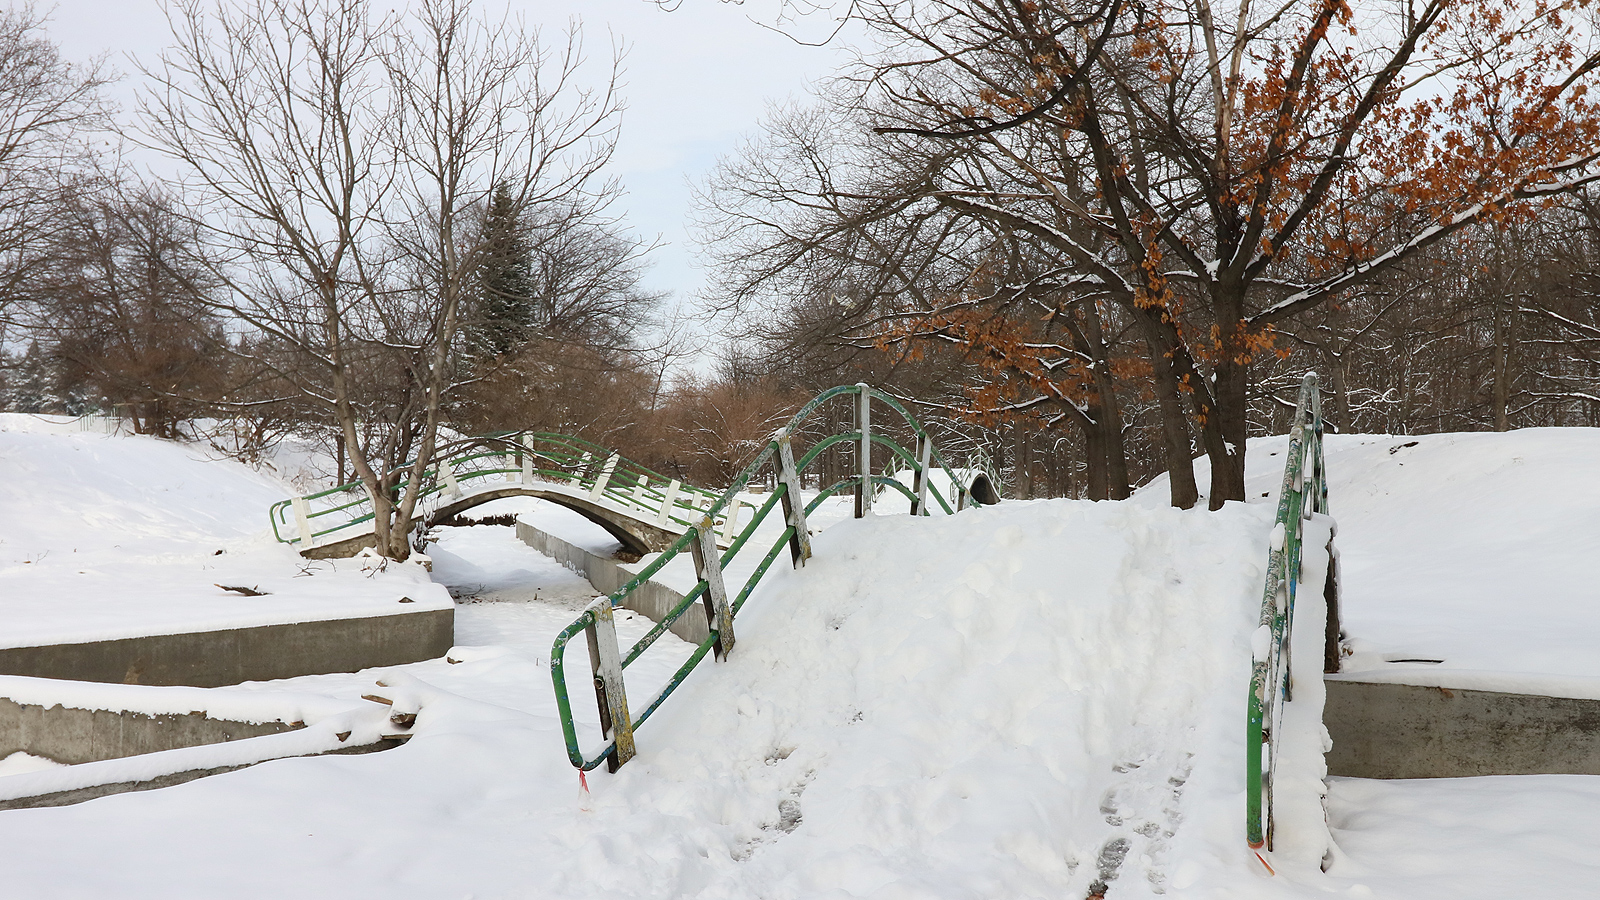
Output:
550,383,993,772
1246,373,1330,853
268,432,752,550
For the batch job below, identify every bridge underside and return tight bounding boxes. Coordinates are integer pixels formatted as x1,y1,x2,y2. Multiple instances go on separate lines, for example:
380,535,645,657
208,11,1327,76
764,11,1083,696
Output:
299,486,686,560
967,473,1001,507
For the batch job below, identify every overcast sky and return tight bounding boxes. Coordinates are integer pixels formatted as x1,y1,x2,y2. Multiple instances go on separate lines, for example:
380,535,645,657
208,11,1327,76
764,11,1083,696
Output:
45,0,852,354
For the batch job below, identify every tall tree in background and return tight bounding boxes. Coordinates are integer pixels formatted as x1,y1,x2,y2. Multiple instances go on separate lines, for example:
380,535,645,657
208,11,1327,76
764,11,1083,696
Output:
469,180,538,357
32,184,225,437
0,3,109,334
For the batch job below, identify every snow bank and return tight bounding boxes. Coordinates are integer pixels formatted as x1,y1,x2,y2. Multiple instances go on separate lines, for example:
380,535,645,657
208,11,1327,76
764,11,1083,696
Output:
0,418,450,646
1151,427,1600,683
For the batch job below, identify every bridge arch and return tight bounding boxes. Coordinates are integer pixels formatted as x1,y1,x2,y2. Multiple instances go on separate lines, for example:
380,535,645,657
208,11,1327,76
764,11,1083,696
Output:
300,486,683,560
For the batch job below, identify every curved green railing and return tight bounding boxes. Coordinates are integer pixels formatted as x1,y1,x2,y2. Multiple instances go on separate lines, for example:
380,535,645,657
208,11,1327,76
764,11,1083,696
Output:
1246,373,1330,853
268,431,752,551
550,383,994,772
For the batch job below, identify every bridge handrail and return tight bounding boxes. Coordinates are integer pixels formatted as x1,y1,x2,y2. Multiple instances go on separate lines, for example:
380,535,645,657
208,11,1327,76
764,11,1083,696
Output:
550,383,993,772
268,431,750,549
1246,372,1330,854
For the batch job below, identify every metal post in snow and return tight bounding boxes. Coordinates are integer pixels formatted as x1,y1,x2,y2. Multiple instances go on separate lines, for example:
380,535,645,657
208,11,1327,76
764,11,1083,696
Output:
775,431,812,566
583,597,635,772
855,384,872,518
521,435,535,484
690,517,736,660
911,433,932,516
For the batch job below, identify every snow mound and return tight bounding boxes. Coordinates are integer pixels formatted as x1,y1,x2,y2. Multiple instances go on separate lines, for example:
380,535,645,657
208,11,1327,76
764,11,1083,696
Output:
542,498,1308,897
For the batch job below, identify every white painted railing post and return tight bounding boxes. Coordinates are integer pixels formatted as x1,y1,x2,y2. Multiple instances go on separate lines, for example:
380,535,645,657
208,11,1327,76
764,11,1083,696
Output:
690,517,735,660
521,435,535,483
583,597,635,772
775,429,812,566
720,499,743,544
437,459,462,498
292,497,315,549
911,433,932,516
589,454,620,500
656,480,682,525
632,475,651,506
856,384,872,518
569,452,590,486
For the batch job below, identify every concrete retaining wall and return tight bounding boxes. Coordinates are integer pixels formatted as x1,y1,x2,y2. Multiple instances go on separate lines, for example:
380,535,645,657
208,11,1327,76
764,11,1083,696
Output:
0,608,455,687
1325,678,1600,778
515,519,708,645
0,696,298,765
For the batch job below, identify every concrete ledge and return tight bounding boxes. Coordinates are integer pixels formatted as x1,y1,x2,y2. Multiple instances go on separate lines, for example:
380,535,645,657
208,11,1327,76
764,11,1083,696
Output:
0,608,455,687
0,696,297,765
515,519,708,645
0,739,401,811
1325,677,1600,778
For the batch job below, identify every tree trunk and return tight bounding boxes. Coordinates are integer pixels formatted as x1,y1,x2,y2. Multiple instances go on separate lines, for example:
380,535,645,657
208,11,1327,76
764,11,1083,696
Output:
1077,297,1132,499
1136,317,1199,509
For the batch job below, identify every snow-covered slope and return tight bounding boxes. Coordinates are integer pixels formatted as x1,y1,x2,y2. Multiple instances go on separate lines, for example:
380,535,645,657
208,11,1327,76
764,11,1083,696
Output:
1153,427,1600,692
0,414,450,646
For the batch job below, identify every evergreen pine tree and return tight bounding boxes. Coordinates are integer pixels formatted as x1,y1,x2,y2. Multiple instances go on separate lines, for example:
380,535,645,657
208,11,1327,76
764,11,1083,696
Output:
471,181,536,357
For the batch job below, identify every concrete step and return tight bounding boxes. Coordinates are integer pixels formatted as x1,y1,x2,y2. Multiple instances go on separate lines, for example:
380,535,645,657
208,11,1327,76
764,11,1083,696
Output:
0,608,454,688
1324,677,1600,778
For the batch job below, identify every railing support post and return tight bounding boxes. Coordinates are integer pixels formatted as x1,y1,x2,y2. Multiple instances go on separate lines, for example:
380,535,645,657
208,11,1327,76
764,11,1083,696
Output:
775,431,812,565
438,459,462,499
657,480,682,526
521,435,535,484
911,433,932,516
691,517,735,659
292,497,314,549
589,453,619,500
569,452,590,486
583,597,635,772
720,500,743,544
855,383,872,518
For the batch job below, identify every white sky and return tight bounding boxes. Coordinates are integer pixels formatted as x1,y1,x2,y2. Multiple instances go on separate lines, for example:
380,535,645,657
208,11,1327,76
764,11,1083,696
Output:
44,0,852,355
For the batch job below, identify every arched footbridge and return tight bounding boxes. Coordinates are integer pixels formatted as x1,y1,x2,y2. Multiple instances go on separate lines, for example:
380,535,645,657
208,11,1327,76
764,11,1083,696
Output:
269,433,761,559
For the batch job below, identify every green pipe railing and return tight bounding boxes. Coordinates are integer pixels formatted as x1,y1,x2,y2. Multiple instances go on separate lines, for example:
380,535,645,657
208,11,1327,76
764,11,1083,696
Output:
268,431,753,550
1246,373,1330,854
550,383,996,772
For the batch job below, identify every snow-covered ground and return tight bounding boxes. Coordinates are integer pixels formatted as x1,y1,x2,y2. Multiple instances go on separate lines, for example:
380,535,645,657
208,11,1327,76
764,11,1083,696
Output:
2,414,1599,897
0,414,451,647
1163,429,1600,694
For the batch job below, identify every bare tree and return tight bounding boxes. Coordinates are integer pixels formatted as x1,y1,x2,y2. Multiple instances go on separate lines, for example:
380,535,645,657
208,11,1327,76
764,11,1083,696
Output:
140,0,623,559
0,3,111,332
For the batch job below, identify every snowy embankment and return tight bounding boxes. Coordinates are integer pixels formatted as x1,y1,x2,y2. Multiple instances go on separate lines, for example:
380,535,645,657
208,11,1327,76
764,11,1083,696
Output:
0,414,450,647
1163,428,1600,693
